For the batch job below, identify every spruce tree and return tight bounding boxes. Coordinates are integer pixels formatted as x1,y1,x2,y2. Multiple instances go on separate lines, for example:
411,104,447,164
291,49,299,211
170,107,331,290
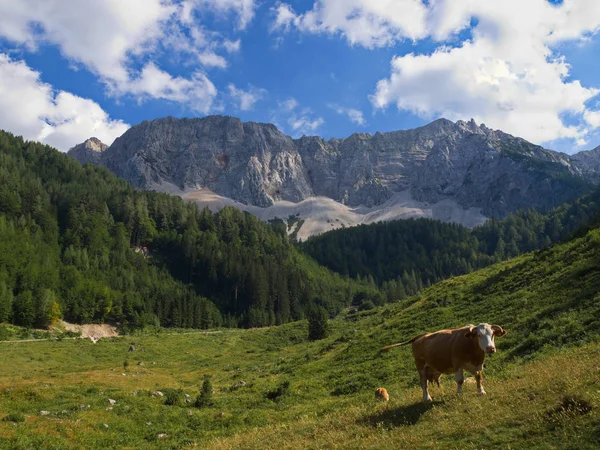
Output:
194,376,214,407
13,291,35,328
0,283,13,323
308,306,329,341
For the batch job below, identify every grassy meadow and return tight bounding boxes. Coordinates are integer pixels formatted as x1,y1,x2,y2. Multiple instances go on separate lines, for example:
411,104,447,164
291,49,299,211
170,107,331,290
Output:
2,228,600,449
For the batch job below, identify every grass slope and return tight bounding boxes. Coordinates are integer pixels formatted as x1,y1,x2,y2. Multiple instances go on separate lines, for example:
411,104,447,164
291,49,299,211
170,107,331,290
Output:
1,228,600,448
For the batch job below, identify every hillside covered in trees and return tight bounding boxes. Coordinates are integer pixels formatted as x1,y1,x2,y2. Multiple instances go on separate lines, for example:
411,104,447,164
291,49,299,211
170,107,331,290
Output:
301,188,600,300
0,130,378,330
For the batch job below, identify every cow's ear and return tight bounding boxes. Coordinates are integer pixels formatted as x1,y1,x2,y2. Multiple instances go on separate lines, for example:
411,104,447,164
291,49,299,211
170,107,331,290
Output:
492,325,507,337
464,327,477,338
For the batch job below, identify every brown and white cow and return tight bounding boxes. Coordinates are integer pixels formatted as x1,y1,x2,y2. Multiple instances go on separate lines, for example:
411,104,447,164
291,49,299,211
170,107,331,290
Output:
382,323,507,402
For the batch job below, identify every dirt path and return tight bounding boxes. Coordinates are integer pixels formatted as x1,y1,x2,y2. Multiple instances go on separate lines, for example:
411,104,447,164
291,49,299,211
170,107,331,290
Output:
0,329,224,343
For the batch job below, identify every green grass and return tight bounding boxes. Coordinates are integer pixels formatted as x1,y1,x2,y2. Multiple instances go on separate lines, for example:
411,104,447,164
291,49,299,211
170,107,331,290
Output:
1,228,600,448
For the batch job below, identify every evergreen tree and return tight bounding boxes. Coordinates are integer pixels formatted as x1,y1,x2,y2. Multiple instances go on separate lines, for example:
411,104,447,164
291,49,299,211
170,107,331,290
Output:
194,376,214,407
308,306,329,341
13,291,35,328
0,283,13,323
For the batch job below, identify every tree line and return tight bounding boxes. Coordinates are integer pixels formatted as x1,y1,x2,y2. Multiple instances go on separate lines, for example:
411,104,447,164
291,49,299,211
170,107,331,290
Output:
301,186,600,302
0,130,379,330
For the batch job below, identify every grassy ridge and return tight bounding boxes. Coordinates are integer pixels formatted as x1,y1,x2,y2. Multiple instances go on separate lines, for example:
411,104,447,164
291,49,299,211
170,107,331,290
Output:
1,227,600,448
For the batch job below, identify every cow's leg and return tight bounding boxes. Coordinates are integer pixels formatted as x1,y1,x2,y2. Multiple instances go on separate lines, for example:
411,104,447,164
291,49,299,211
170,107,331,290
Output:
455,368,464,395
419,369,432,402
475,371,486,395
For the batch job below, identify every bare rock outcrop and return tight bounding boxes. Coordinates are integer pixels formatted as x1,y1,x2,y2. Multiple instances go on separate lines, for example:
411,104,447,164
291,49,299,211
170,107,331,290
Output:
68,116,599,221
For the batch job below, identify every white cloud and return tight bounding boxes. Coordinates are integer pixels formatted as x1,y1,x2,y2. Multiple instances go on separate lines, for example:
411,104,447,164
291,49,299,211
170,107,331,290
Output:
0,0,173,84
370,0,600,144
271,98,324,136
223,39,241,53
190,0,256,30
0,0,258,110
0,54,129,151
118,63,217,113
228,84,266,110
288,114,325,135
584,110,600,128
270,0,428,47
329,104,366,126
270,3,297,33
198,51,229,68
279,98,299,112
275,0,600,145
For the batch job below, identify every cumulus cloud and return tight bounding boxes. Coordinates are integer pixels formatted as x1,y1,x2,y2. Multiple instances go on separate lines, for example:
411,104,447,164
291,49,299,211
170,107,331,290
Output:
270,0,428,47
228,84,266,110
270,3,297,33
329,104,366,126
584,110,600,128
0,0,258,110
0,54,129,151
274,0,600,145
371,0,600,144
0,0,172,84
118,63,217,113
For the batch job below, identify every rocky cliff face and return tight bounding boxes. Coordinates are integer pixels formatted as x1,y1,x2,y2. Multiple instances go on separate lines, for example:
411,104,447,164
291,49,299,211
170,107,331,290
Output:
571,146,600,184
67,137,107,165
68,116,599,220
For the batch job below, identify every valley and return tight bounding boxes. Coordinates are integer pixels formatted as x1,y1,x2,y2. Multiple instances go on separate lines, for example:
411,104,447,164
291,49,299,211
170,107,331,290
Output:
2,119,600,449
1,222,600,448
3,2,600,448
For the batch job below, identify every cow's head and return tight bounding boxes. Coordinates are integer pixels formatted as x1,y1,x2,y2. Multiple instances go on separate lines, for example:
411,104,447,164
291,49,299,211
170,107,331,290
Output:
465,323,507,354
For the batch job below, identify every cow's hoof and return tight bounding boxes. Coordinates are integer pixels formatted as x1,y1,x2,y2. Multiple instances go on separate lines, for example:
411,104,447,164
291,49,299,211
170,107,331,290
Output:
477,391,487,396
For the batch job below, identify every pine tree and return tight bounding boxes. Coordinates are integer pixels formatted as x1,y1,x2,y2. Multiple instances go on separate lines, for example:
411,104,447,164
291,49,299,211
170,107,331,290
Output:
13,291,35,328
194,376,214,407
0,283,13,323
308,306,329,341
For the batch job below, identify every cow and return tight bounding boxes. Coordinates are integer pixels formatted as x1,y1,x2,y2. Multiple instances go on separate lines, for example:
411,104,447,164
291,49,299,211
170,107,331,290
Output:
382,323,507,402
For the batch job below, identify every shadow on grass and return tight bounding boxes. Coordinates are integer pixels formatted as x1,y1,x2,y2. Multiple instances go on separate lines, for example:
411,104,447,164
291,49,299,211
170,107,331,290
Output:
361,400,443,428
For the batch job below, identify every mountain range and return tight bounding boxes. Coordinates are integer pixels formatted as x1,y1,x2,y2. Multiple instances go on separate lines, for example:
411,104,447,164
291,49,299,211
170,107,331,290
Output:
68,116,600,238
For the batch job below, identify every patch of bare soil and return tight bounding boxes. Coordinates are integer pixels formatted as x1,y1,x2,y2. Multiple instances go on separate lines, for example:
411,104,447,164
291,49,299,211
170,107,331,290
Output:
60,321,119,339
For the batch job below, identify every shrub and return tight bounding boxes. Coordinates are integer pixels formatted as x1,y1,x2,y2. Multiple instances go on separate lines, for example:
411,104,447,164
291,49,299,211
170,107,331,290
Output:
3,412,25,423
265,380,290,402
358,300,376,311
308,307,329,341
164,389,184,406
194,376,214,407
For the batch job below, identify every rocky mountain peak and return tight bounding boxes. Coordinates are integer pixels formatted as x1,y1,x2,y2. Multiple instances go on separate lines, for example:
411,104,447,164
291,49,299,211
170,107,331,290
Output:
68,116,600,224
83,137,108,152
67,137,108,165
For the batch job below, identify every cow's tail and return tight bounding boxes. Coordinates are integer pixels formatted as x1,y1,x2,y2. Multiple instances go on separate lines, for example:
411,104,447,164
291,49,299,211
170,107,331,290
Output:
380,333,426,351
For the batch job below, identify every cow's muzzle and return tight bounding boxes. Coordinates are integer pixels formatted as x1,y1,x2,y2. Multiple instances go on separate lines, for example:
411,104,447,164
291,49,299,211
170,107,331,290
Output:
486,346,496,354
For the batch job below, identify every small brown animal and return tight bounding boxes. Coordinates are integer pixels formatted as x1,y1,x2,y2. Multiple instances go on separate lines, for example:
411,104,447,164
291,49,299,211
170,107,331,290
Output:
382,323,507,402
375,387,389,402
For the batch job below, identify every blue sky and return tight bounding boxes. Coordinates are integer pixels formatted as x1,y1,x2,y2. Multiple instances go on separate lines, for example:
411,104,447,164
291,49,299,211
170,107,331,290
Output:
0,0,599,154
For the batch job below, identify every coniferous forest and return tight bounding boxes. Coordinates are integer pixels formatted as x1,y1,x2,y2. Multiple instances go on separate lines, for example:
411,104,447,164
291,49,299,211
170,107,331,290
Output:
0,130,379,330
300,188,600,300
3,128,599,331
